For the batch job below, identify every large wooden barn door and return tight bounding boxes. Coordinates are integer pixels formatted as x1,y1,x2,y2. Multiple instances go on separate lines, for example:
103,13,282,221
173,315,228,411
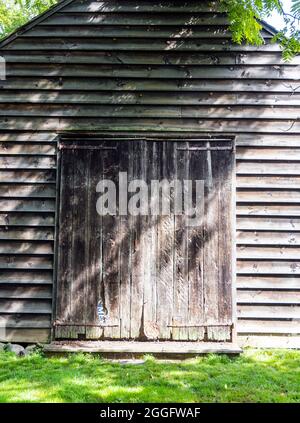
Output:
55,138,234,342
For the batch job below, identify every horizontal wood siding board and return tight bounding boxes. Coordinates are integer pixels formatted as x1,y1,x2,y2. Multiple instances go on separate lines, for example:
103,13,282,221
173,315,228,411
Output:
237,276,300,290
236,206,300,217
238,320,300,335
0,228,54,241
237,246,300,260
5,42,285,56
0,314,51,328
1,119,300,133
24,26,237,39
2,78,299,93
238,335,300,348
237,305,300,319
39,13,230,26
63,1,220,13
7,52,293,65
236,162,300,175
1,105,299,119
237,260,300,275
237,218,300,231
0,299,52,314
0,285,52,300
0,241,53,255
237,290,300,304
2,92,300,106
4,65,300,79
0,213,55,226
0,328,50,342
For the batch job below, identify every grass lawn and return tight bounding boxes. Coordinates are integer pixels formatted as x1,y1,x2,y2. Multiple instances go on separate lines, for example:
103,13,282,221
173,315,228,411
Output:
0,349,299,402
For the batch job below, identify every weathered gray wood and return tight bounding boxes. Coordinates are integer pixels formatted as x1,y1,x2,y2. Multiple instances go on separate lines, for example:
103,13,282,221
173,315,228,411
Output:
1,118,300,133
237,246,300,260
43,340,242,356
5,64,299,79
55,148,73,329
237,190,300,203
2,91,300,106
0,199,55,212
237,304,300,319
217,148,233,341
187,146,205,341
85,149,103,340
2,78,298,93
0,184,55,198
5,51,271,66
64,1,219,13
0,241,53,255
0,170,56,183
238,320,300,334
237,276,300,290
237,231,300,245
156,141,174,340
0,228,53,240
0,285,52,299
237,148,300,161
0,143,55,155
2,104,299,120
0,314,51,328
0,299,52,314
118,141,132,339
237,176,300,189
0,328,50,343
25,25,233,39
102,148,120,339
173,145,189,341
238,290,300,304
237,260,300,275
237,217,300,231
0,270,53,284
0,212,54,226
41,12,229,26
0,0,298,346
238,335,300,349
0,132,57,142
0,156,56,169
237,162,300,175
0,255,52,270
6,39,285,56
142,142,159,340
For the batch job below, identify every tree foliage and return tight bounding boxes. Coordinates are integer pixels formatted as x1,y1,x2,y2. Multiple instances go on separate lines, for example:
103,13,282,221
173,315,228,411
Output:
0,0,57,38
222,0,300,60
0,0,299,59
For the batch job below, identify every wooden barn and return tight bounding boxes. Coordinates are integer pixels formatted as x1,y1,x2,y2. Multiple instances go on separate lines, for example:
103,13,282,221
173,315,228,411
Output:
0,0,299,353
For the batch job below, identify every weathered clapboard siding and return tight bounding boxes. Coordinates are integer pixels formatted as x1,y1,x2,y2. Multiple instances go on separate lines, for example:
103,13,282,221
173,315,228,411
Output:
0,0,299,347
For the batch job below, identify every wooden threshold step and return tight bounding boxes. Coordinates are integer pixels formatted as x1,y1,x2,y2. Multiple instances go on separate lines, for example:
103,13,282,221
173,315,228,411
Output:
44,341,242,359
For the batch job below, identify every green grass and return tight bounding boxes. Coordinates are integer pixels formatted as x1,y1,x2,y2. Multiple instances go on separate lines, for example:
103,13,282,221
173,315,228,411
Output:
0,349,299,402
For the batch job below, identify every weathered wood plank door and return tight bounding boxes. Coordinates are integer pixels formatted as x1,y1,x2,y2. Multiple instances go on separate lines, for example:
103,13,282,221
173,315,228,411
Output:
55,138,234,342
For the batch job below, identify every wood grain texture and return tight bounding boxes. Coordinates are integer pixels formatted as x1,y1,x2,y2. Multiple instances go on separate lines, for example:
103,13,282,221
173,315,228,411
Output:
0,0,298,345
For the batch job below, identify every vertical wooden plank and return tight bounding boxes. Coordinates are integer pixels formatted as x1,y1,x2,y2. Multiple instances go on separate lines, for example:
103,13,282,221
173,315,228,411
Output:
69,148,88,338
102,146,120,339
85,148,103,339
142,141,159,340
173,143,189,340
217,147,234,341
129,140,148,339
187,145,205,341
55,148,74,338
156,141,174,340
119,141,132,339
203,142,220,340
